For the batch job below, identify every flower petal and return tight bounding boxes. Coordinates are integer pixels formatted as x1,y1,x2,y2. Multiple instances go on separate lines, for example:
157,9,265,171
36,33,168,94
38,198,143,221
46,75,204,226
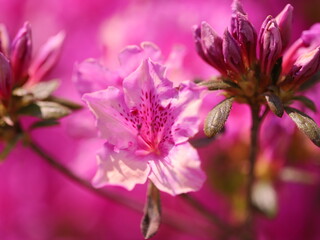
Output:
83,87,137,149
171,82,202,144
93,143,150,190
123,59,177,109
74,59,120,95
148,143,206,196
118,42,163,77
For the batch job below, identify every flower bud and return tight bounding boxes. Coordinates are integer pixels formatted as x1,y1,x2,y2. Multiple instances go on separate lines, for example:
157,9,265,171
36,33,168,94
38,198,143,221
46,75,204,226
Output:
231,12,257,67
10,22,32,86
223,30,245,74
0,52,12,100
275,4,293,51
283,23,320,74
194,22,226,75
231,0,246,15
257,16,282,74
282,47,320,88
28,31,65,85
0,24,9,56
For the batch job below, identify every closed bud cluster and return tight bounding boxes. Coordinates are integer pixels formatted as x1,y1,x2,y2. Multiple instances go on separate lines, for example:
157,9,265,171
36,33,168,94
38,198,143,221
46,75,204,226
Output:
194,0,320,110
0,22,65,102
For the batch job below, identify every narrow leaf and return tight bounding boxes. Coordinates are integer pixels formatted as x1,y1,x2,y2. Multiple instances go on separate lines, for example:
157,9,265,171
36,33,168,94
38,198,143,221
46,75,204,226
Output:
264,92,284,117
299,70,320,91
30,119,59,129
141,182,161,239
286,107,320,147
0,135,21,161
204,97,233,138
189,127,225,148
252,181,277,218
198,80,239,90
36,101,71,119
293,96,317,112
271,57,282,84
29,79,60,100
47,96,83,110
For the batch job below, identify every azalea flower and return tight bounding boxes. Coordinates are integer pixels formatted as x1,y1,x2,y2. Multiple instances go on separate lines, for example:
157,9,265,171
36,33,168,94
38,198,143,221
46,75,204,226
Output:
83,55,205,196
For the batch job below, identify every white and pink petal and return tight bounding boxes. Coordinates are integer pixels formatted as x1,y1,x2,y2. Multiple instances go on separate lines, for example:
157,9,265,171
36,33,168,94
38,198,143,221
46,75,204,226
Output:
148,143,206,196
93,143,150,190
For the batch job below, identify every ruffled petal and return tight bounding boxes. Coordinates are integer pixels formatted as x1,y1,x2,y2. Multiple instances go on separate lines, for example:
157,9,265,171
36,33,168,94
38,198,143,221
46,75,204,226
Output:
171,82,202,144
118,42,163,77
83,87,137,149
74,59,121,95
148,143,206,196
123,59,177,109
93,143,150,190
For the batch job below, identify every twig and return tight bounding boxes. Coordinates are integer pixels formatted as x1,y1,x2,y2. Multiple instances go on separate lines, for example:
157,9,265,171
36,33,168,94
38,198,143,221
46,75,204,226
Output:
28,139,213,238
245,104,261,239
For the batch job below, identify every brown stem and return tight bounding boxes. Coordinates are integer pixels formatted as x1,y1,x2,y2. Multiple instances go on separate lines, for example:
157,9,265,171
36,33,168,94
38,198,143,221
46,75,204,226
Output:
28,139,213,238
245,103,261,239
180,194,231,231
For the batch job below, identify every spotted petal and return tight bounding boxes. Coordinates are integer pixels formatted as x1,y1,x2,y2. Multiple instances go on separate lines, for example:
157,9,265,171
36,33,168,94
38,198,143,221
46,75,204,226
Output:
83,87,137,149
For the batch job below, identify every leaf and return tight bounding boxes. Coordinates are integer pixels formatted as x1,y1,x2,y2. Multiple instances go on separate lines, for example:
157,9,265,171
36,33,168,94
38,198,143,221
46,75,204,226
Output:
30,119,60,130
293,96,317,112
29,79,60,100
18,103,42,117
271,57,282,84
204,98,233,138
141,182,161,239
47,96,83,110
0,135,20,162
299,70,320,91
36,101,71,119
264,92,284,117
286,107,320,147
198,80,239,90
18,101,71,119
252,181,277,218
189,127,225,148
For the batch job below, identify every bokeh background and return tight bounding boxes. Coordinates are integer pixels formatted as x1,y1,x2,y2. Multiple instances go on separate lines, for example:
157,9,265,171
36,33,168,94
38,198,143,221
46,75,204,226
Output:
0,0,319,239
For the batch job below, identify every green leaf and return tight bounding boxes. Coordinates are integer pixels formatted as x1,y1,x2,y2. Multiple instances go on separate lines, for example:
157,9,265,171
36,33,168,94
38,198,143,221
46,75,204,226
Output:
36,101,71,119
293,96,317,112
47,96,83,110
198,80,239,90
264,92,284,117
29,79,60,100
141,182,161,239
299,70,320,91
252,181,277,218
286,107,320,147
18,103,42,117
18,101,71,119
204,98,233,138
30,119,60,130
0,135,20,162
271,57,282,84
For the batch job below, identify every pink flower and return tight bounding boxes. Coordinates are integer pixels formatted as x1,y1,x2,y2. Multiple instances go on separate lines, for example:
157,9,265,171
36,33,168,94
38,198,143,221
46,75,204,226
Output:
83,58,205,196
